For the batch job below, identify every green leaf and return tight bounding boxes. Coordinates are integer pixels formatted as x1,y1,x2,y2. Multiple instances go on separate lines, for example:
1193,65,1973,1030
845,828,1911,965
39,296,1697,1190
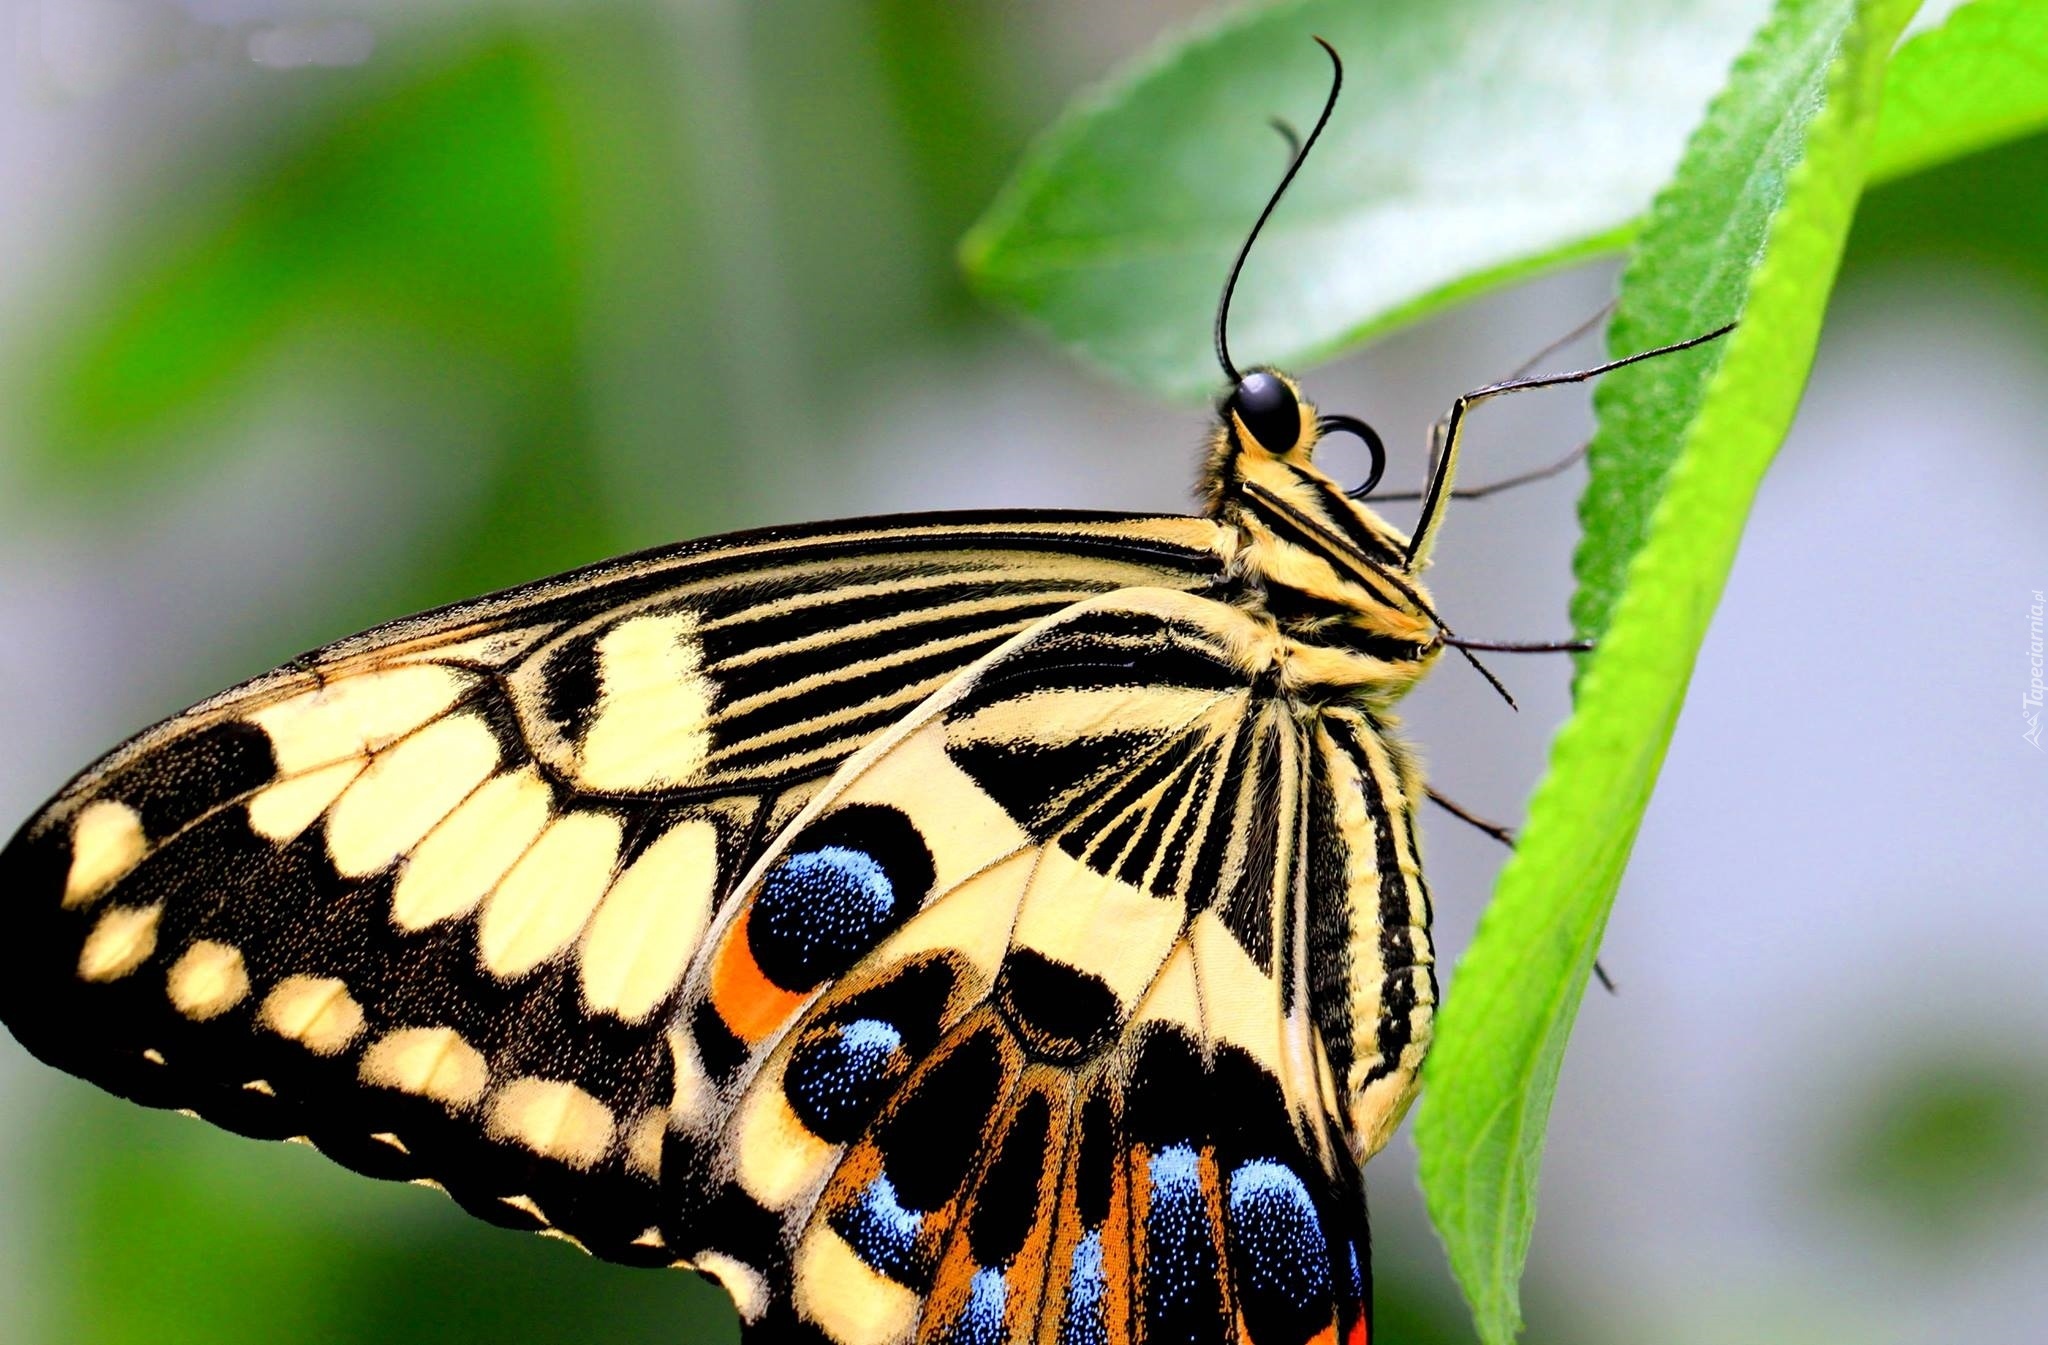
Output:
1410,0,1919,1341
1575,0,2048,642
1867,0,2048,181
963,0,2048,398
963,0,1770,398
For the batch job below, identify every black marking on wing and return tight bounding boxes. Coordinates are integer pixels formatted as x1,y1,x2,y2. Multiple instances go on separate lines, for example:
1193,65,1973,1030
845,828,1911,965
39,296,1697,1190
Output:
1324,714,1429,1093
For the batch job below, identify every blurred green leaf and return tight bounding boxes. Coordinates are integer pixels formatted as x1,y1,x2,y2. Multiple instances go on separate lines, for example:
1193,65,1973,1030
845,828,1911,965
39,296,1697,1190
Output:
1412,0,1919,1340
1851,127,2048,291
51,1094,737,1345
41,31,583,458
964,0,2048,399
1827,1053,2048,1244
863,1,1030,330
26,11,721,620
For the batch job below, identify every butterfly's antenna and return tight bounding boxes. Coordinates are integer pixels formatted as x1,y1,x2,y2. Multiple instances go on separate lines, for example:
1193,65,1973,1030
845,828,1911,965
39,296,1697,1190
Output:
1215,37,1343,384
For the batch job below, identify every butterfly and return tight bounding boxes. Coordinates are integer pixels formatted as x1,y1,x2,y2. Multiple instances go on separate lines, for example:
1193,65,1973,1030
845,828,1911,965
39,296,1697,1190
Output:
1,39,1725,1344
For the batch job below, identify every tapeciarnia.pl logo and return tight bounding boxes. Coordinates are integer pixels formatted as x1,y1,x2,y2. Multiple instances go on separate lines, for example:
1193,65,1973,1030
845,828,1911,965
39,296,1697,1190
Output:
2027,589,2044,750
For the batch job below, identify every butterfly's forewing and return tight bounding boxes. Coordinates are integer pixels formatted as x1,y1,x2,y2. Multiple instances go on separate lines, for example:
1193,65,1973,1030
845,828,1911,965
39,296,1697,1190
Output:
0,512,1227,1268
682,587,1407,1343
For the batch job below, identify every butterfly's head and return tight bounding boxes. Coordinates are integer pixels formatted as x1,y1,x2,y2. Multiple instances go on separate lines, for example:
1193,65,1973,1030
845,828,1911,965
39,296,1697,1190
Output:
1205,367,1392,518
1205,367,1441,683
1224,368,1311,458
1218,367,1385,480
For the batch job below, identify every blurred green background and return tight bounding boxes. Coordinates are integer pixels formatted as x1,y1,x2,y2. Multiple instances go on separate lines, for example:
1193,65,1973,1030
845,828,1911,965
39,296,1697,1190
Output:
1,3,2043,1343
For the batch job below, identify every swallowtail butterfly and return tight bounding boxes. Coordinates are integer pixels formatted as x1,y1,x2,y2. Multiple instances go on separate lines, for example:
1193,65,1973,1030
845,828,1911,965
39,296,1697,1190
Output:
0,40,1723,1343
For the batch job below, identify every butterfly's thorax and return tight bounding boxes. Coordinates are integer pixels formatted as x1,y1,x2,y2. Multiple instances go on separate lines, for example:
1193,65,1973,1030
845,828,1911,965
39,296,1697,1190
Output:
1204,418,1444,709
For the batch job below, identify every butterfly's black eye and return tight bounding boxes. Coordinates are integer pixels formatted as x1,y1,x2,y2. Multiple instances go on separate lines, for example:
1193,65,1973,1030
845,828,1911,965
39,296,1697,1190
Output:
1230,371,1301,454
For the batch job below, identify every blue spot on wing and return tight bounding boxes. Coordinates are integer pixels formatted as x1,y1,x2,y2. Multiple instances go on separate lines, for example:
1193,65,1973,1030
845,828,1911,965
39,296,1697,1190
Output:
752,847,896,988
1151,1143,1201,1192
748,804,932,990
1058,1229,1108,1345
1143,1143,1223,1334
785,1016,905,1141
833,1174,924,1285
944,1268,1009,1345
1227,1158,1337,1343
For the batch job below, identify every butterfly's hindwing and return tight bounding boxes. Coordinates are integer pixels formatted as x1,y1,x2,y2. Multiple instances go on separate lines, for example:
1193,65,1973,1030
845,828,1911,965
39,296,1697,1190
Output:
0,513,1228,1269
672,589,1383,1342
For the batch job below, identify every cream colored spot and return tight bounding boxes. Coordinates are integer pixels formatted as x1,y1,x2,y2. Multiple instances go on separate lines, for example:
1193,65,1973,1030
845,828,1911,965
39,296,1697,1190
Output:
875,847,1032,982
624,1110,667,1178
631,1227,665,1249
260,975,365,1055
734,1084,834,1210
577,818,717,1022
1128,938,1201,1038
487,1078,615,1169
575,613,717,791
246,760,362,843
699,1251,769,1324
142,1048,166,1065
63,800,146,909
77,903,162,982
248,665,469,775
1011,846,1182,1008
946,684,1225,759
371,1131,409,1154
391,767,552,931
667,1025,714,1125
360,1026,489,1106
1189,911,1284,1072
537,1228,590,1253
499,1193,547,1223
795,1230,917,1343
243,1079,275,1095
165,940,250,1020
326,714,500,877
478,812,622,981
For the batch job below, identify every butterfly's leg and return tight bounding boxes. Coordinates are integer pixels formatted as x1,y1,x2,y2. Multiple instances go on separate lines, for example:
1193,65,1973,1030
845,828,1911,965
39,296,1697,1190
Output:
1425,786,1513,847
1425,787,1618,993
1402,322,1736,571
1371,439,1588,503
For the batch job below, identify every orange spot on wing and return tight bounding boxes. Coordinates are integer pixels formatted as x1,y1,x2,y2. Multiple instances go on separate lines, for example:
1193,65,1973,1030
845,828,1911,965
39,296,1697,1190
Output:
1347,1315,1368,1345
709,907,806,1043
